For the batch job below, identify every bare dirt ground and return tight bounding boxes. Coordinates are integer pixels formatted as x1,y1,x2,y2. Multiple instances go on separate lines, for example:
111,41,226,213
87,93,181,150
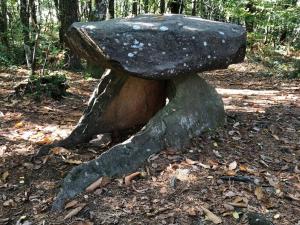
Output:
0,61,299,225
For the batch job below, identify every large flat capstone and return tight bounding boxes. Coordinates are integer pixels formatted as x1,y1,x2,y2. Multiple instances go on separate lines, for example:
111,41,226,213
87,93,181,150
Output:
67,14,246,79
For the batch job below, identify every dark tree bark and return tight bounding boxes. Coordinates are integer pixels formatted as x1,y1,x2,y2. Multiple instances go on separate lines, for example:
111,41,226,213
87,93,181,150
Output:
20,0,30,46
168,0,184,14
0,0,8,47
245,1,255,32
59,0,81,70
87,0,107,78
89,0,107,21
160,0,165,14
29,0,37,26
192,0,197,16
132,0,138,16
123,0,129,17
108,0,114,19
144,0,149,13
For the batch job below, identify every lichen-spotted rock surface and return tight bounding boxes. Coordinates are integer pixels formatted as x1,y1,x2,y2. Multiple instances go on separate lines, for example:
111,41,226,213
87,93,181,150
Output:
67,14,246,79
41,15,248,210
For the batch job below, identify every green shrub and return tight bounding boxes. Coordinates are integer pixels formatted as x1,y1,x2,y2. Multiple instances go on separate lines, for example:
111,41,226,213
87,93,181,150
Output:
15,72,69,100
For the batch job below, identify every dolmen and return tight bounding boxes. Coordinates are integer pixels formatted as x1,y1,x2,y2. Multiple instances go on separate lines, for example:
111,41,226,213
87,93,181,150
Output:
45,14,246,210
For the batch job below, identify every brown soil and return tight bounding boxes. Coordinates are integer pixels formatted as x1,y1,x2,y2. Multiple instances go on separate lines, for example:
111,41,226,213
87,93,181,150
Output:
0,61,299,225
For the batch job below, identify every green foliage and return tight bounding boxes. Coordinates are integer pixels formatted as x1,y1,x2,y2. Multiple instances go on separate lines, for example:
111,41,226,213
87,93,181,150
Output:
84,62,105,79
1,0,299,79
248,45,300,78
15,72,69,101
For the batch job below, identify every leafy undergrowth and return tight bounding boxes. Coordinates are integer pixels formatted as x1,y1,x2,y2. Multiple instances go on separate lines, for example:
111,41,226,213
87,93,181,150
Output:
0,62,299,225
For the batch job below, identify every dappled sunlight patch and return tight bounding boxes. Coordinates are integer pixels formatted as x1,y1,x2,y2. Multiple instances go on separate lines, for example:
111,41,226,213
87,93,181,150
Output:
1,121,72,146
216,85,299,113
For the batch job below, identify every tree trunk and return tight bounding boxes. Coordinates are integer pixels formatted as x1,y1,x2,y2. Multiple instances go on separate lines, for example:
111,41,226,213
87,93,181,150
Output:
0,0,8,47
29,0,37,27
87,0,107,77
169,0,184,14
90,0,107,21
132,0,138,16
144,0,149,13
108,0,114,19
123,0,129,17
245,1,255,32
59,0,81,70
160,0,165,14
192,0,197,16
20,0,30,46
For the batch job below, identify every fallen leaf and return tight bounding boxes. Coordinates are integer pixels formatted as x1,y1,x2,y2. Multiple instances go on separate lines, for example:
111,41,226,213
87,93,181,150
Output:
239,164,248,172
187,207,198,216
226,170,236,176
64,203,86,220
72,221,94,225
223,203,234,211
175,168,190,181
200,206,222,224
286,193,300,201
15,121,25,128
198,162,210,169
36,136,52,145
232,136,241,140
65,200,79,210
2,171,9,182
64,159,82,165
227,202,248,208
125,172,141,185
185,158,198,165
294,165,300,174
255,186,264,200
85,177,110,192
3,199,14,207
232,211,239,219
233,122,240,128
228,161,237,170
213,150,222,158
51,147,70,155
224,191,236,198
272,134,280,140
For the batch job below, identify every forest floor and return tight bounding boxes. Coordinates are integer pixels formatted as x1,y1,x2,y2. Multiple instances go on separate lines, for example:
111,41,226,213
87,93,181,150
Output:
0,60,299,225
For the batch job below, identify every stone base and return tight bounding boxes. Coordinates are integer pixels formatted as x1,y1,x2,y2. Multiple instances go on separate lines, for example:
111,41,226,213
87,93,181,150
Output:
49,71,224,211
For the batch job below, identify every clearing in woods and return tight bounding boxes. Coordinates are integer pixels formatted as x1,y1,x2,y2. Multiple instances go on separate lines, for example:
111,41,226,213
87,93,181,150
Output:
0,61,299,224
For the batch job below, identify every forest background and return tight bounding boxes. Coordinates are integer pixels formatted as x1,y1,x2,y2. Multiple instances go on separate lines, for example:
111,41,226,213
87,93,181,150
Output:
0,0,299,79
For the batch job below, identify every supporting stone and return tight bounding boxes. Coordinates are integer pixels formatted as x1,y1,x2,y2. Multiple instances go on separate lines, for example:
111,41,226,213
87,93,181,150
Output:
36,69,166,156
52,73,224,211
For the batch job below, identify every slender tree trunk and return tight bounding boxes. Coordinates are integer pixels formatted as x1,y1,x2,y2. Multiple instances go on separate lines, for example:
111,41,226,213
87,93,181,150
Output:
93,0,108,21
0,0,8,47
245,1,255,32
144,0,149,13
132,0,138,16
192,0,197,16
160,0,165,14
123,0,129,17
169,0,184,14
29,0,37,26
20,0,30,46
87,0,107,78
108,0,114,19
20,0,32,68
59,0,81,70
